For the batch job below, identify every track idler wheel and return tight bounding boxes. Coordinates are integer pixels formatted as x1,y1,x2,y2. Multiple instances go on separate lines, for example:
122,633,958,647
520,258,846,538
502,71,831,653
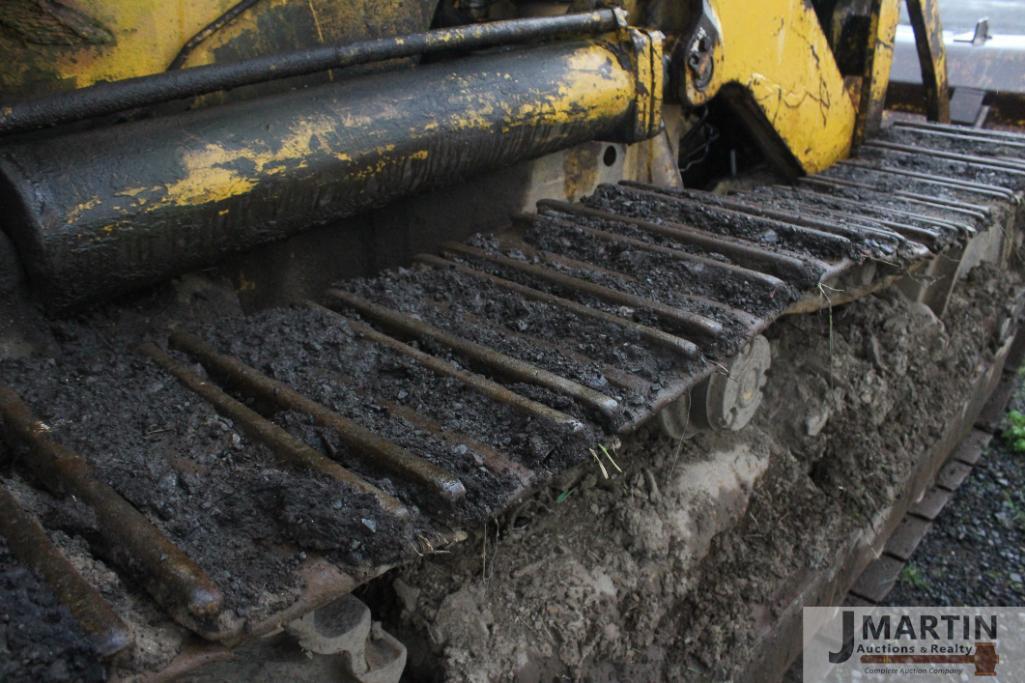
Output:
692,335,771,432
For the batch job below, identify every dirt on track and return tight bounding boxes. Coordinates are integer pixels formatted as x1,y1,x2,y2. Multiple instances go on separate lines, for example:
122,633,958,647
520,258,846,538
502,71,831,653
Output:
0,537,104,683
196,304,601,509
369,263,1018,682
0,284,417,625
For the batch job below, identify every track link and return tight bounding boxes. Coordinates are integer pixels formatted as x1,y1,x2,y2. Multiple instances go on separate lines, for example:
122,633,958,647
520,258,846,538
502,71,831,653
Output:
1,122,1023,677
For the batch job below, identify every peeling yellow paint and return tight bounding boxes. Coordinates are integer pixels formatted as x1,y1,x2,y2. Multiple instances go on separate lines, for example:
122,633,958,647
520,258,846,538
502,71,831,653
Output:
66,197,102,224
156,116,347,208
88,42,643,217
160,145,256,206
0,0,423,102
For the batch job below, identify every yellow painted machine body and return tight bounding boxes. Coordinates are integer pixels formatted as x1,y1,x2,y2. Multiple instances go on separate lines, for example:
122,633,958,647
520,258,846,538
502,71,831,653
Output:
676,0,858,174
0,0,436,99
0,0,915,175
0,0,939,309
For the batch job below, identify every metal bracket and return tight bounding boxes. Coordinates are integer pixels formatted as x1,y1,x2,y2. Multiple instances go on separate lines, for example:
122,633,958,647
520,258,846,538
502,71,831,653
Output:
905,0,951,122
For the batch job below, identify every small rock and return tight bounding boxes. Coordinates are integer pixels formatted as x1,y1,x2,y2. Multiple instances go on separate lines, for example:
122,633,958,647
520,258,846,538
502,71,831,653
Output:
393,578,420,613
805,407,831,437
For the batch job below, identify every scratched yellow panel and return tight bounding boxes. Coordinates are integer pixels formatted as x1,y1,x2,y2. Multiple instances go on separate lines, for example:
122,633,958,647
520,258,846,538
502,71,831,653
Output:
685,0,857,174
0,0,424,98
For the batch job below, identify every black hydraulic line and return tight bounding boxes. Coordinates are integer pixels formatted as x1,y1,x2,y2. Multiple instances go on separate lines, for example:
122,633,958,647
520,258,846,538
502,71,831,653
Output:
0,9,623,136
168,0,264,70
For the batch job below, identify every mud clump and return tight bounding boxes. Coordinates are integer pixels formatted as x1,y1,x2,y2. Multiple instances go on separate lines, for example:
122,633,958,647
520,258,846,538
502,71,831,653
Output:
0,537,104,683
376,264,1018,682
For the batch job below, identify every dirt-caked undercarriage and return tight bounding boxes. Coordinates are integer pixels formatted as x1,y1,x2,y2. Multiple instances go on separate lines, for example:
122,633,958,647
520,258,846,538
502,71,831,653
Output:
1,0,1023,680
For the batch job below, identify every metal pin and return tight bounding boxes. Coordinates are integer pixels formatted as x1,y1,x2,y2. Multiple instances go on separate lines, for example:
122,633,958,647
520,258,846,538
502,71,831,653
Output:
721,189,930,254
525,212,787,290
380,401,534,487
758,184,947,246
863,140,1025,174
168,331,467,503
790,185,963,241
839,159,1014,200
619,180,910,252
533,198,826,279
527,215,763,330
430,300,653,393
615,183,856,251
893,120,1025,144
801,175,988,222
890,124,1025,152
671,189,915,252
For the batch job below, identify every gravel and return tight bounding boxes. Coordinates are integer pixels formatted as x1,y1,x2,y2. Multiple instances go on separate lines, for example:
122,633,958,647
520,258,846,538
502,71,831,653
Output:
885,371,1025,606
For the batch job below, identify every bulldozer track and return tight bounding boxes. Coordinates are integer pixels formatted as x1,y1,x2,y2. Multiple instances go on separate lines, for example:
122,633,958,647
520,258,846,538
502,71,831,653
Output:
1,122,1024,677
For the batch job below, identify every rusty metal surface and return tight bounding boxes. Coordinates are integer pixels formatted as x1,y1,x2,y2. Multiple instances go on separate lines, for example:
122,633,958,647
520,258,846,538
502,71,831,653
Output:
414,253,700,358
316,306,585,434
325,289,623,424
139,342,408,517
0,123,1020,678
168,330,467,505
0,484,131,657
0,387,226,630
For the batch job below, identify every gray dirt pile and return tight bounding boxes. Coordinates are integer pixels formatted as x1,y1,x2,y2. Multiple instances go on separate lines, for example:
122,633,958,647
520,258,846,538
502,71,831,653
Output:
375,264,1016,682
